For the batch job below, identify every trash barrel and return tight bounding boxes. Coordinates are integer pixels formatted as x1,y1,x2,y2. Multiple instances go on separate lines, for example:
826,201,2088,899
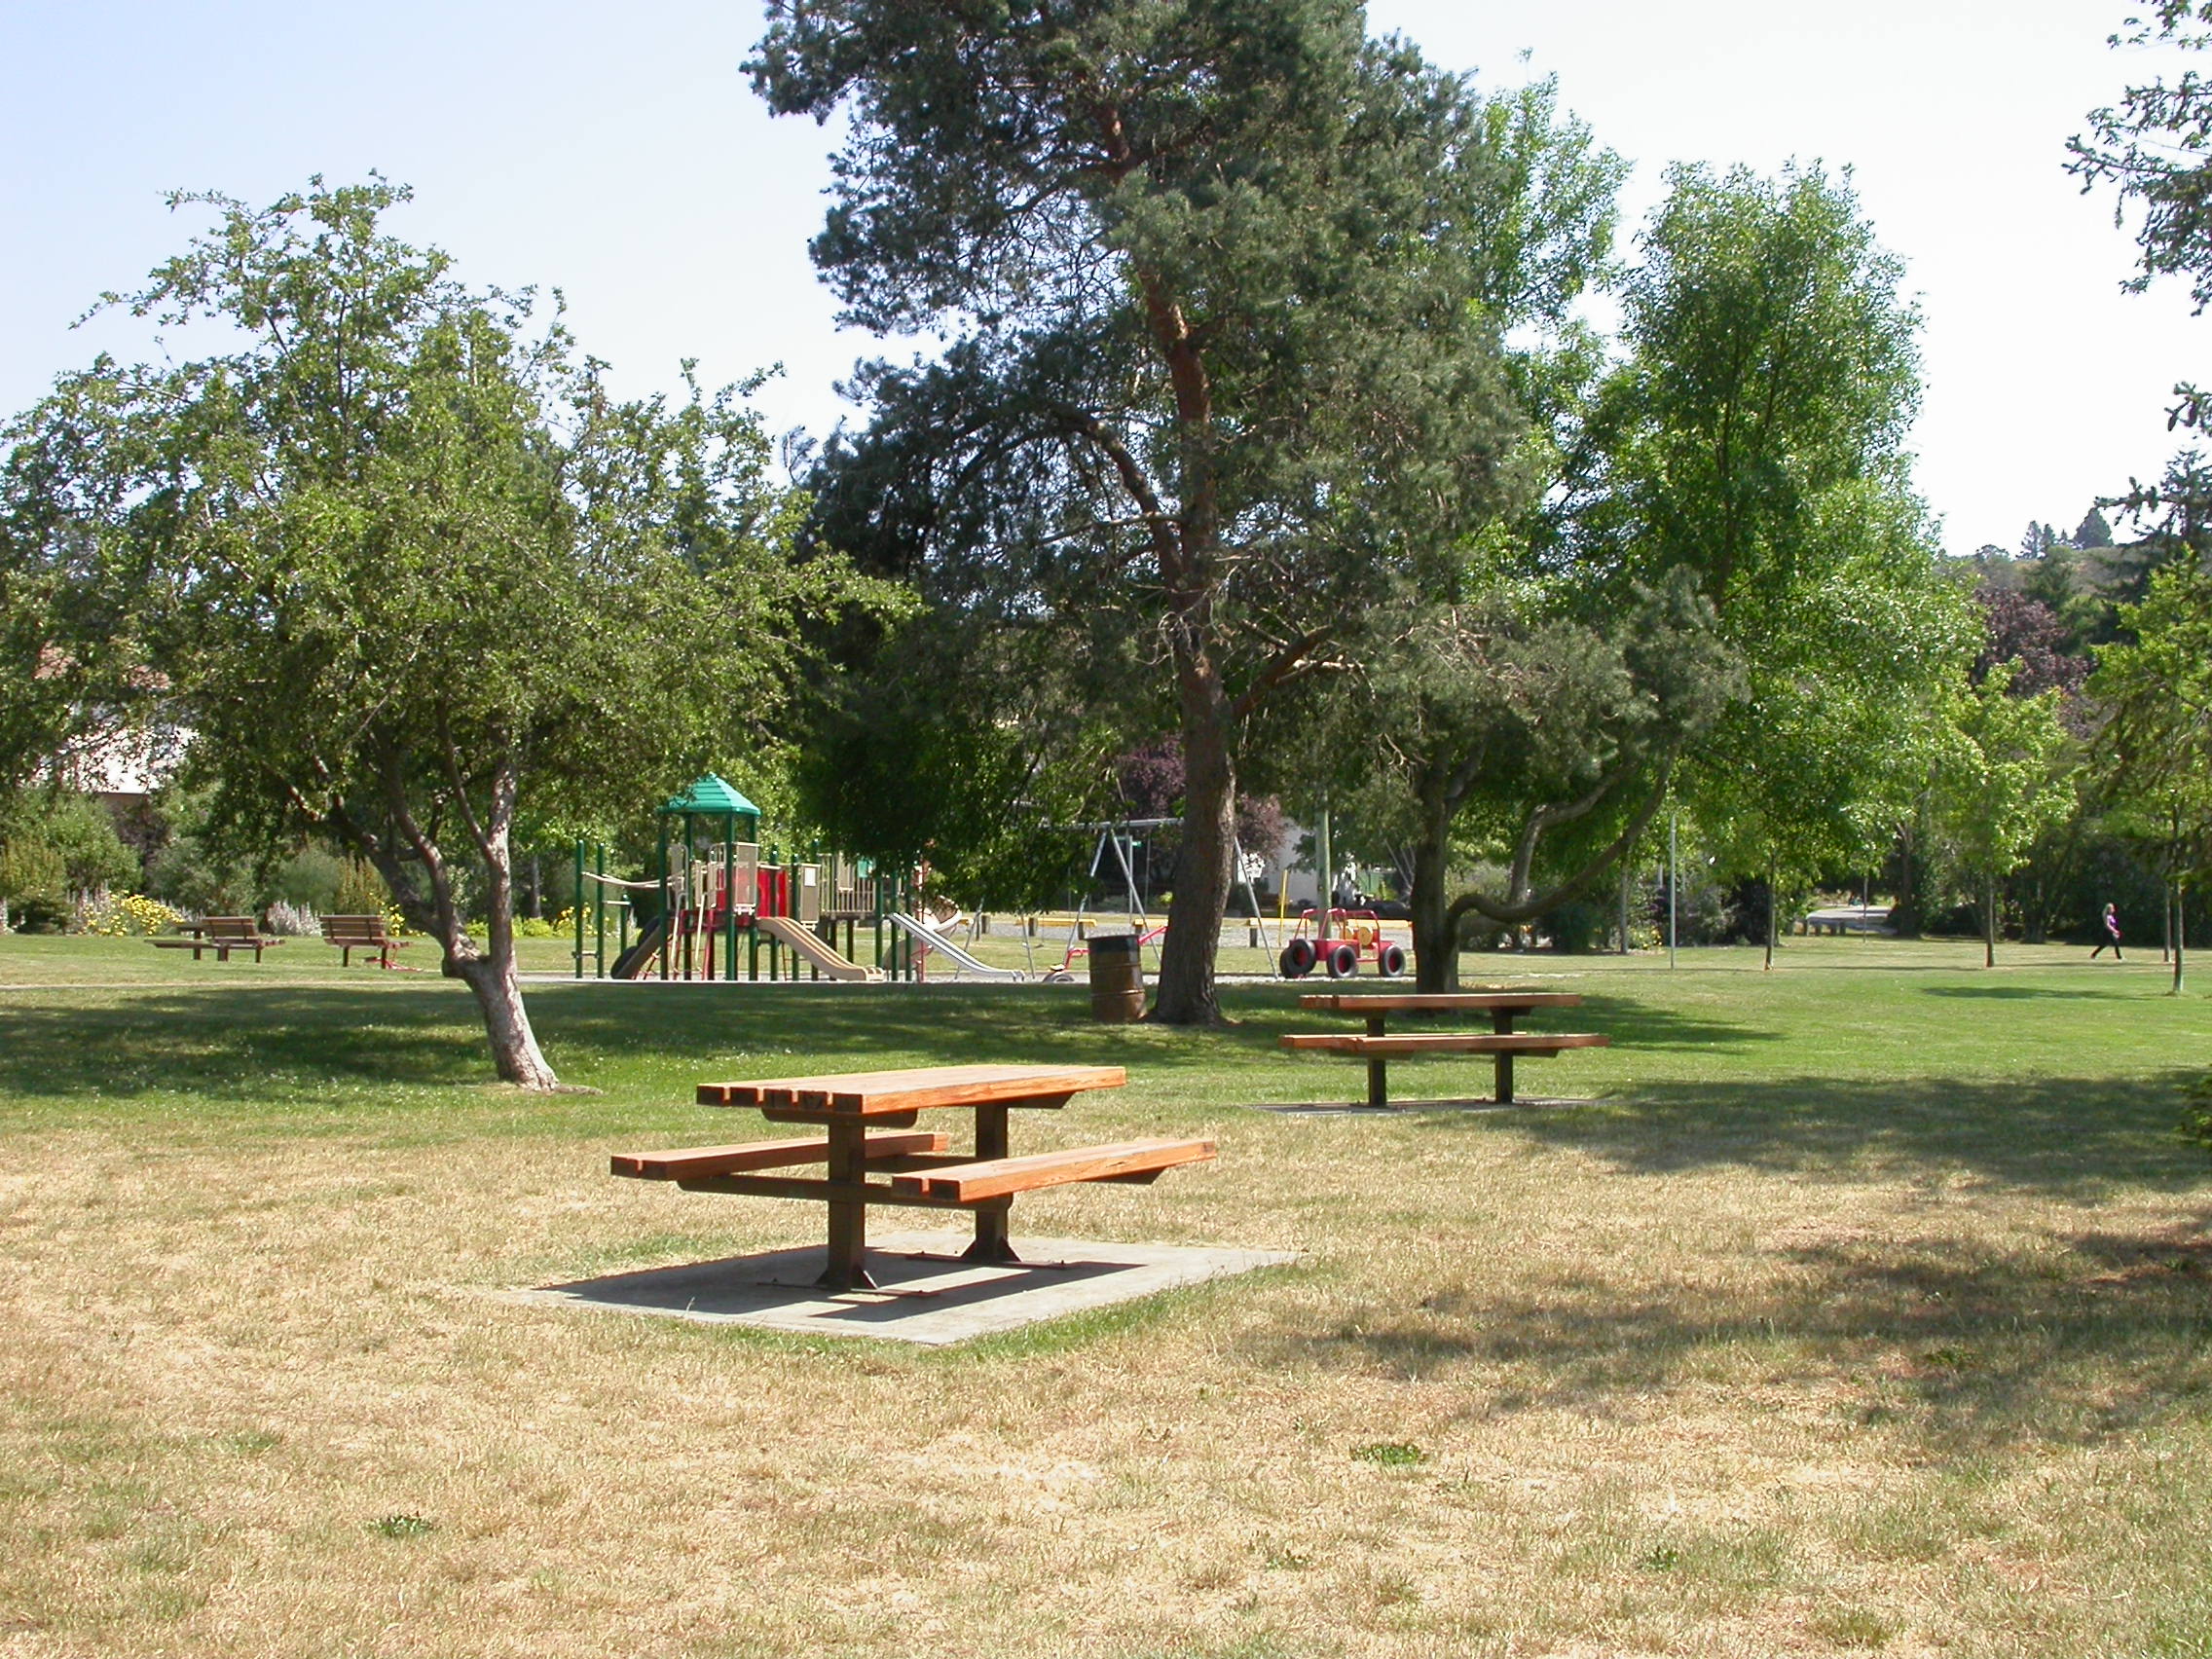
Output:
1088,933,1145,1023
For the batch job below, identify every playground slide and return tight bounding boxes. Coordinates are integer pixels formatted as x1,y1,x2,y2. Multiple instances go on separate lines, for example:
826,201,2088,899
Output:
755,914,885,982
609,914,668,980
887,913,1026,981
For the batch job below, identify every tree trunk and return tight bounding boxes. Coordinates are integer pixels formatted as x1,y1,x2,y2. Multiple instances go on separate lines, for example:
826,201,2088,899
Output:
453,951,560,1088
1618,850,1634,954
1763,857,1777,971
1984,870,1997,970
357,746,564,1089
1409,805,1457,992
1151,664,1235,1025
2176,880,2188,997
458,806,561,1088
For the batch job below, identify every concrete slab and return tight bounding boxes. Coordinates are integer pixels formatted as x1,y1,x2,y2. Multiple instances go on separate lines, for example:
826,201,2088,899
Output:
510,1230,1295,1346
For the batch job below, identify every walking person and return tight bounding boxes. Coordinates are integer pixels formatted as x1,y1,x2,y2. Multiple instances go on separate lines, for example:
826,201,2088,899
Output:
2090,902,2123,960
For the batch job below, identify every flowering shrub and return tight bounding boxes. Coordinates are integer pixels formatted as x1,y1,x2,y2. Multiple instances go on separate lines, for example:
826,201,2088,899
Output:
82,892,187,937
265,901,320,937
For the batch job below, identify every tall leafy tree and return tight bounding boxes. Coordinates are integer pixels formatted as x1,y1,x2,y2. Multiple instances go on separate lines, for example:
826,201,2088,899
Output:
1594,166,1973,948
1931,666,2077,969
2091,558,2212,993
1,180,870,1086
752,3,1598,1022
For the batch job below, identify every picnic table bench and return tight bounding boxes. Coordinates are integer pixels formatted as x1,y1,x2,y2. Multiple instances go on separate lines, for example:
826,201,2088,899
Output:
1799,904,1894,937
320,913,408,968
149,916,284,963
1281,991,1607,1109
611,1063,1215,1292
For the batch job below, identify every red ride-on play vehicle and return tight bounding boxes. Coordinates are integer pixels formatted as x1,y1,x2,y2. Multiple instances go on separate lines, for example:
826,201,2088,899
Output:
1278,907,1407,979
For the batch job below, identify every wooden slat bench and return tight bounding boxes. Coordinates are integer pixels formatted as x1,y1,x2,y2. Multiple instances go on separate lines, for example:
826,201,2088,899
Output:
888,1138,1215,1202
611,1130,949,1181
1282,992,1608,1108
614,1064,1215,1292
320,913,407,968
150,916,284,962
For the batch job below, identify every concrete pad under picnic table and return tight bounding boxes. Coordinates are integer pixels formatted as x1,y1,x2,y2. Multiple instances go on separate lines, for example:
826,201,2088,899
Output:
512,1230,1295,1346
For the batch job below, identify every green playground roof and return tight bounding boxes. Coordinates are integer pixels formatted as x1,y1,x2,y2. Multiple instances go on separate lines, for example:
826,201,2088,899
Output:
659,773,760,819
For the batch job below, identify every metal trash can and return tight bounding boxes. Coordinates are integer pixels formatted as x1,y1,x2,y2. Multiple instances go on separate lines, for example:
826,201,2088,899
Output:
1088,933,1145,1022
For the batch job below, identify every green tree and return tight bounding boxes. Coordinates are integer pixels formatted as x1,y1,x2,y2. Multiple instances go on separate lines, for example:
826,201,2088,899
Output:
1596,166,1974,956
2091,559,2212,993
1,180,872,1086
0,790,137,930
1321,570,1739,987
1931,666,2077,968
752,5,1609,1022
2070,2,2212,313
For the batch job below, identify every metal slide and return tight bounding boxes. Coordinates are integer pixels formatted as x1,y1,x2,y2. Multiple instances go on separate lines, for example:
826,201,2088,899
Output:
754,913,885,981
886,913,1027,981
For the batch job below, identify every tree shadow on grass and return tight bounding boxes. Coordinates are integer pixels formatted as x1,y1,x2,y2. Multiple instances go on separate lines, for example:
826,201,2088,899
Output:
1555,991,1781,1051
1921,985,2143,1002
1258,1209,2212,1451
1417,1071,2208,1197
0,987,492,1102
0,981,1450,1111
529,981,1774,1069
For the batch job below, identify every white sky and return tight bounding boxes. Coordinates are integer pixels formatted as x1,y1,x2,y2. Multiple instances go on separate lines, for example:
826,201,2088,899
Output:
1,0,2201,555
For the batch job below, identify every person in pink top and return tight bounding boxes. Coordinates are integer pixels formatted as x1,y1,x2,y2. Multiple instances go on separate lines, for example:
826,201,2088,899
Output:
2090,903,2122,960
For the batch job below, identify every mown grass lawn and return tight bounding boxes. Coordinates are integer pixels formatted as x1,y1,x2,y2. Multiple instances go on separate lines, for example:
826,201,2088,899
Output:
1,933,2207,1657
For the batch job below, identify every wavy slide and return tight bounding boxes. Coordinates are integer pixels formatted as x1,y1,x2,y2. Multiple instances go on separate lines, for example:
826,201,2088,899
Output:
755,913,884,981
886,913,1026,981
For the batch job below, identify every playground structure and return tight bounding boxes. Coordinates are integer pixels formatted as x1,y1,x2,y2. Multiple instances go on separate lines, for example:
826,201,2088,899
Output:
1039,819,1275,982
569,777,1397,985
573,774,950,983
572,774,1052,985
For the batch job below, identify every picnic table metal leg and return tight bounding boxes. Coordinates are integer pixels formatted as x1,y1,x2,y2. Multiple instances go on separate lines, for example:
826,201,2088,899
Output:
816,1119,875,1291
962,1103,1021,1265
1491,1009,1515,1105
1360,1014,1391,1110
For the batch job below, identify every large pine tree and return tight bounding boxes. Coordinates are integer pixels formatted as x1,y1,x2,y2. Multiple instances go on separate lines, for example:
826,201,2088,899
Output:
751,1,1555,1022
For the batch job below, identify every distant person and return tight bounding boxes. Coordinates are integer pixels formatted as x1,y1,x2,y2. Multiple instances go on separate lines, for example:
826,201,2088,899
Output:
2090,903,2122,960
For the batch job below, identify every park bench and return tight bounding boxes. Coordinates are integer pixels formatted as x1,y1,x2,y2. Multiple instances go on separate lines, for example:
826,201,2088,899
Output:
1281,991,1609,1108
320,913,407,968
149,916,284,963
613,1063,1215,1292
1799,904,1893,937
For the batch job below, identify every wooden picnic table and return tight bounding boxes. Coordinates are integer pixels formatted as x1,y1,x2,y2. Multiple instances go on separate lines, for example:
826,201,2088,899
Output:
1283,991,1606,1109
149,916,284,962
611,1063,1215,1293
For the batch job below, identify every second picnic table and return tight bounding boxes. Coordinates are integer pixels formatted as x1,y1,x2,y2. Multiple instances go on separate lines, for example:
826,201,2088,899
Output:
611,1063,1215,1292
1281,991,1608,1109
